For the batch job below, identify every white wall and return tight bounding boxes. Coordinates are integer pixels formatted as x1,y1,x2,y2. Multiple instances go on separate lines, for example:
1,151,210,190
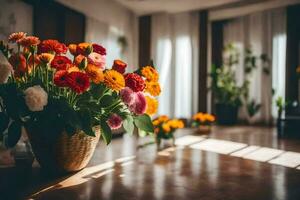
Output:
56,0,138,69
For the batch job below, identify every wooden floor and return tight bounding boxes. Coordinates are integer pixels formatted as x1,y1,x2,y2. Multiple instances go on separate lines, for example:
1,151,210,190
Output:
1,126,300,200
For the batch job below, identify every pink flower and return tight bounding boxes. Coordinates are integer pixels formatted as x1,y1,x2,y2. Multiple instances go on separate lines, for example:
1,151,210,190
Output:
120,87,135,105
129,92,147,115
87,52,105,70
107,113,123,130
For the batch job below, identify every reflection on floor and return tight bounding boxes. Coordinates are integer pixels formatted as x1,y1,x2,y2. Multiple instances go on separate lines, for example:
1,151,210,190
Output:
175,135,300,168
2,126,300,200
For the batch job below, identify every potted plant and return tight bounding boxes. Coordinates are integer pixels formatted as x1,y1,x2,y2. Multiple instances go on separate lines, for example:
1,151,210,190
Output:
191,112,215,134
0,32,161,174
152,115,184,148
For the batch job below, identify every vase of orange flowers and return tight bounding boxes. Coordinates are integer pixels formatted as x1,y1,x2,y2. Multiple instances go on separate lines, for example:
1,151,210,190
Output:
152,115,184,148
191,112,215,134
0,32,161,174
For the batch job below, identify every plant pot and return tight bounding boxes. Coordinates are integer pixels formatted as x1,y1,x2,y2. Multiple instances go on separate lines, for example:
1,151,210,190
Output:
216,103,238,125
26,126,101,174
196,125,211,134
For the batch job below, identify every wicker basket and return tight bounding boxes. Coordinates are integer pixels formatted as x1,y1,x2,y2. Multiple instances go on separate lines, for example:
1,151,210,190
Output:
26,126,101,174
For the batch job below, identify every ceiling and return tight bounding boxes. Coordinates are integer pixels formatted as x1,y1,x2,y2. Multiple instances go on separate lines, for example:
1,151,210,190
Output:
113,0,249,15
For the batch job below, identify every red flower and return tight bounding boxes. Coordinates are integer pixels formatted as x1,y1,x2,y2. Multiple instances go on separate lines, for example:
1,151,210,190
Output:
92,44,106,55
51,56,72,70
124,73,145,92
66,72,90,94
54,70,69,87
19,36,40,47
39,39,67,54
112,60,127,74
8,54,27,78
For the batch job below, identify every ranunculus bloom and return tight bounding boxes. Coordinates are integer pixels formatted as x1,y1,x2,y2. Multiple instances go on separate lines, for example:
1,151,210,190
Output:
39,39,67,54
107,113,123,130
87,52,105,70
8,32,26,43
85,64,104,84
66,71,90,94
19,36,40,47
68,44,78,55
145,96,158,116
0,63,13,83
124,73,145,92
74,54,86,66
145,81,161,96
77,43,92,55
103,70,125,91
8,54,27,78
24,85,48,112
92,43,106,55
54,70,69,87
51,55,72,70
120,87,135,105
129,92,147,115
112,60,127,74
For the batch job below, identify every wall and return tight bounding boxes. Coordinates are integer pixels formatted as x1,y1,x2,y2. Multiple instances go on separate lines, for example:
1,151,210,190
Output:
0,0,33,41
56,0,138,69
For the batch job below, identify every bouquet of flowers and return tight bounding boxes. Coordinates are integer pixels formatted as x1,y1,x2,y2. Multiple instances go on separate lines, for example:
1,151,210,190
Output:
152,115,184,146
191,112,215,133
0,32,161,171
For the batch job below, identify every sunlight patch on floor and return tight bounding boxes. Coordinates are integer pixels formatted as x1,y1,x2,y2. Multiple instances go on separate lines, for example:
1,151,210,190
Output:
175,135,206,146
268,152,300,168
190,139,247,154
243,147,284,162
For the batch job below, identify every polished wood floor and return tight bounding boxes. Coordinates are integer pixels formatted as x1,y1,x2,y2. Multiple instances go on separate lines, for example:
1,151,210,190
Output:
1,126,300,200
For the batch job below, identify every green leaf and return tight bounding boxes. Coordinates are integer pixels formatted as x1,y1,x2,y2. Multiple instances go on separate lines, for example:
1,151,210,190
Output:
78,109,95,136
134,114,154,133
6,121,22,147
123,115,134,135
0,113,9,134
100,119,112,145
100,95,115,107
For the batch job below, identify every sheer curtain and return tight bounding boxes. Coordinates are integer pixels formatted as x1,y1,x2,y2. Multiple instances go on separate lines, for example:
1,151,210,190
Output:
151,12,199,118
223,8,286,123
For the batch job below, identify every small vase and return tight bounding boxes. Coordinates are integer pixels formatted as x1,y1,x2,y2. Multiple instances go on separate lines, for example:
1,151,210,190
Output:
196,125,211,134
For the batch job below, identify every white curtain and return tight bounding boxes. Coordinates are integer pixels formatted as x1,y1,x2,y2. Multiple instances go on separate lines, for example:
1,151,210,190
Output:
223,8,286,123
85,15,138,71
151,12,199,118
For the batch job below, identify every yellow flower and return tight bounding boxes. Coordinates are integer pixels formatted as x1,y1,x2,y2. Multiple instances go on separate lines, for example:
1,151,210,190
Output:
141,66,159,82
38,53,54,64
167,119,184,129
153,119,160,126
145,96,158,116
162,123,171,133
67,65,80,73
86,64,104,84
104,70,125,91
205,114,215,122
145,81,161,96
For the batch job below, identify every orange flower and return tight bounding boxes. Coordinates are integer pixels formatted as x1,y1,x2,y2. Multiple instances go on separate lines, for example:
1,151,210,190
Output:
77,42,92,55
19,36,40,47
8,32,26,43
103,70,125,91
85,64,104,84
38,53,54,64
141,66,159,82
157,115,169,122
145,81,161,96
153,119,161,126
145,96,158,116
74,55,87,66
162,123,171,133
68,44,77,55
296,66,300,74
67,65,80,73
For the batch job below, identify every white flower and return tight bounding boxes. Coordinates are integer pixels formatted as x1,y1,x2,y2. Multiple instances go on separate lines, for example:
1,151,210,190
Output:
24,85,48,112
0,63,13,84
